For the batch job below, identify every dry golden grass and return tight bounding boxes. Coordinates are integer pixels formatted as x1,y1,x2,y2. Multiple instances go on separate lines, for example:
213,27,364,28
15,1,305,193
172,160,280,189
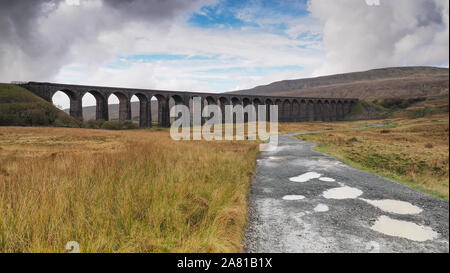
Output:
296,114,449,200
0,127,258,253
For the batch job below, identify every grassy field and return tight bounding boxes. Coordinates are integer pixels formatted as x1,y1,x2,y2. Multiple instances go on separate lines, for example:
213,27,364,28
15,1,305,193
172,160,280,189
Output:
294,113,449,201
0,127,258,252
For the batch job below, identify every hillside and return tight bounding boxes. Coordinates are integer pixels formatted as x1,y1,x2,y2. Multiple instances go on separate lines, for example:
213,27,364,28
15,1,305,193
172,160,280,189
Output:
229,66,449,99
0,83,81,127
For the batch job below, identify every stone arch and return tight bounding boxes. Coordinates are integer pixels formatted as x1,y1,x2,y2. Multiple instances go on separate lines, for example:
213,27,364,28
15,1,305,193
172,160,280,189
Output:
307,100,315,121
274,99,282,122
167,94,185,126
202,96,218,123
51,89,82,119
242,97,251,123
314,100,323,121
187,95,204,125
218,97,228,123
343,100,350,117
219,97,228,105
281,99,291,122
252,98,262,121
204,96,216,105
265,98,274,122
253,98,262,105
83,90,108,121
230,97,242,124
231,97,240,105
107,92,131,122
292,99,300,122
336,100,344,120
323,100,331,122
330,100,337,121
300,99,308,122
132,93,151,127
151,94,169,127
170,94,184,105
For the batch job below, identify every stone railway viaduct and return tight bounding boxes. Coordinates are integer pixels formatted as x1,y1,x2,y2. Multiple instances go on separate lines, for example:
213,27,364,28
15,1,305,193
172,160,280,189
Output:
19,82,358,128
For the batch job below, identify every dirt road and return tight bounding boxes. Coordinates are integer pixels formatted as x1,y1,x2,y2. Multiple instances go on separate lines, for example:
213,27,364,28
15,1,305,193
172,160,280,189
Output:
245,133,449,253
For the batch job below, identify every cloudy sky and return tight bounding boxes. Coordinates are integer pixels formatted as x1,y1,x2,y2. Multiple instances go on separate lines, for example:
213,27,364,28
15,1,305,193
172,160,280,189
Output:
1,0,448,108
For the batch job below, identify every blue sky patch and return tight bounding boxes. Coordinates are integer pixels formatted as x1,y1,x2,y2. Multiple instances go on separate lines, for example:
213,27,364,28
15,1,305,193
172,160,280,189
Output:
188,0,309,31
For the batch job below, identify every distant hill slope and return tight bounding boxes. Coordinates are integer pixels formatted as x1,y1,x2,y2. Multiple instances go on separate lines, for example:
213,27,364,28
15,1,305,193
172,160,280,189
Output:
229,66,449,99
0,83,81,127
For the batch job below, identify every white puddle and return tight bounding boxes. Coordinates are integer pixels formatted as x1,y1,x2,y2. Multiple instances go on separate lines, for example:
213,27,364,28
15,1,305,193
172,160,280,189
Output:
323,186,363,200
360,199,423,215
371,215,438,242
289,172,322,183
265,156,295,161
282,195,306,201
319,177,336,182
314,204,329,212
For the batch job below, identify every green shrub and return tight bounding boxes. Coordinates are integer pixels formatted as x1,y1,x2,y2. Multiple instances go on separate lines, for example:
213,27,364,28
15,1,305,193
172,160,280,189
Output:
101,120,122,130
349,101,364,116
84,119,105,129
121,120,139,130
21,108,48,126
100,120,139,130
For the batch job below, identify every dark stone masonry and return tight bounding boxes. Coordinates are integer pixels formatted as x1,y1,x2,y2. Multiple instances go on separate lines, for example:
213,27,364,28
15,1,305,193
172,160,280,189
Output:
19,82,358,128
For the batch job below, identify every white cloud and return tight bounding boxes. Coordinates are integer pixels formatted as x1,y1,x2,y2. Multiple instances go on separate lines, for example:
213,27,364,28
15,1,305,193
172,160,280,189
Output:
308,0,449,76
52,18,325,107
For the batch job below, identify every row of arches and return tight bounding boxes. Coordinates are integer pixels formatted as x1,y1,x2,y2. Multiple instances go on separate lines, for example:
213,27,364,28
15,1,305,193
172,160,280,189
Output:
275,99,354,122
51,89,355,128
52,89,176,127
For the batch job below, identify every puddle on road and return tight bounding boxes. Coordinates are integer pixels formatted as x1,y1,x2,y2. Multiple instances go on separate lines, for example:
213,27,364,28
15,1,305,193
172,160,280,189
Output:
360,199,423,215
289,172,322,183
371,215,438,242
265,156,296,161
319,177,336,182
323,186,363,199
314,204,329,212
282,195,306,201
